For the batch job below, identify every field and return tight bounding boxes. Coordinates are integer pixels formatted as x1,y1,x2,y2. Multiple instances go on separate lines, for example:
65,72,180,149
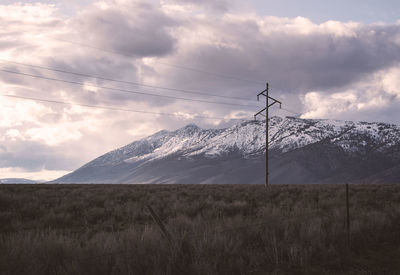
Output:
1,184,400,275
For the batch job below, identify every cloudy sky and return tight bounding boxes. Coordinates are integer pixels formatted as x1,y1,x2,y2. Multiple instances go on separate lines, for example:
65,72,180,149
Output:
1,0,400,181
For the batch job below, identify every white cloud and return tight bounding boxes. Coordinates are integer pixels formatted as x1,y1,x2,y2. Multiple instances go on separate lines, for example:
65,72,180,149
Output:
0,95,105,146
0,3,59,24
1,0,400,180
257,16,359,37
0,96,52,127
381,67,400,96
301,91,358,119
5,129,23,141
0,167,71,181
25,125,83,146
301,66,400,122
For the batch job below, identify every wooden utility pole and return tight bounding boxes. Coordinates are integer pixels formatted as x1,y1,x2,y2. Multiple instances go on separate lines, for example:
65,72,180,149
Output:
254,83,282,187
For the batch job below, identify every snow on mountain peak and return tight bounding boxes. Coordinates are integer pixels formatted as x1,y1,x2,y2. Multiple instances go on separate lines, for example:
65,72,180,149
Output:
85,116,400,168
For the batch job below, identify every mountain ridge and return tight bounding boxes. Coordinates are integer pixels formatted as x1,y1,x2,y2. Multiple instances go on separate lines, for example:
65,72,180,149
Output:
54,116,400,184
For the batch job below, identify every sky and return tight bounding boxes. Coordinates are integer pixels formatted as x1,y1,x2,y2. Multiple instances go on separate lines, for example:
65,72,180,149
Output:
1,0,400,181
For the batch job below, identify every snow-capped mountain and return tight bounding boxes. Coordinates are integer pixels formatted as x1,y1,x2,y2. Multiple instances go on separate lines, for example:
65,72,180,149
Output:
54,116,400,184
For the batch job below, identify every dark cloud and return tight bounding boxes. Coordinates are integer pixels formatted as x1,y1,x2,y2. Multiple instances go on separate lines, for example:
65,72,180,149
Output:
72,1,178,58
166,0,232,13
0,68,28,86
162,20,400,97
45,56,138,82
3,1,400,180
0,40,22,51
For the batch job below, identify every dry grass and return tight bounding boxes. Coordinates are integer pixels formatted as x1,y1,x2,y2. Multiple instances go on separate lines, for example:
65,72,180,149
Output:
1,184,400,274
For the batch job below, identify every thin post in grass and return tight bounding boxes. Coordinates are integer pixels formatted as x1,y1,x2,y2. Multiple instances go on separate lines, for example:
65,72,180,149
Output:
146,205,187,273
146,204,172,244
346,183,350,246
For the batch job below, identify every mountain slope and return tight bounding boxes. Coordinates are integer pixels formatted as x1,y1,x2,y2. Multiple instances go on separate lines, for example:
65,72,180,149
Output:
0,178,39,184
55,116,400,184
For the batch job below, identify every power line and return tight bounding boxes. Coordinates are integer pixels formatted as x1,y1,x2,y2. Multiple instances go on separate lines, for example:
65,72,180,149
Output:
0,65,303,117
280,107,303,117
0,59,256,101
38,37,306,105
0,69,263,108
1,93,248,121
50,37,265,85
51,36,308,95
157,61,265,85
8,39,303,105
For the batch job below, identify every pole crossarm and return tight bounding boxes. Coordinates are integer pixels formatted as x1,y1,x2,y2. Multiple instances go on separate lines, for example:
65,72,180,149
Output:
257,90,267,100
268,96,281,102
253,82,283,187
254,89,282,120
268,101,280,108
254,108,267,120
256,92,282,114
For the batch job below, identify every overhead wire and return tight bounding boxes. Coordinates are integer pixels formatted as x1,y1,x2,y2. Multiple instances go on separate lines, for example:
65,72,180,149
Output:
0,66,303,118
49,37,266,85
1,94,249,121
0,66,303,119
48,37,311,94
0,59,256,101
3,38,305,113
263,84,304,117
0,68,264,108
1,36,305,119
13,32,308,115
280,107,303,117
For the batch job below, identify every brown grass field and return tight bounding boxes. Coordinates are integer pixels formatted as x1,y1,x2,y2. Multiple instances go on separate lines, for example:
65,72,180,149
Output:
1,183,400,275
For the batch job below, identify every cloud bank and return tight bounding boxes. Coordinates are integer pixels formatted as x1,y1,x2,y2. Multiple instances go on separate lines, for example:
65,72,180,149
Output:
1,0,400,179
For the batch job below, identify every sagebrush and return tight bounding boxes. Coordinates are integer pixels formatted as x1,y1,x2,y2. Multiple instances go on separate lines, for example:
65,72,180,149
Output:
1,184,400,274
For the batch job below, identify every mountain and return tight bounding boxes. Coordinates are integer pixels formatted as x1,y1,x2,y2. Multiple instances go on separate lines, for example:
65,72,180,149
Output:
54,116,400,184
0,178,39,184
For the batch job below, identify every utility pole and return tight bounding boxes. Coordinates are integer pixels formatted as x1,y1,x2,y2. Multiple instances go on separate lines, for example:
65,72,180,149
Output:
254,83,282,187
